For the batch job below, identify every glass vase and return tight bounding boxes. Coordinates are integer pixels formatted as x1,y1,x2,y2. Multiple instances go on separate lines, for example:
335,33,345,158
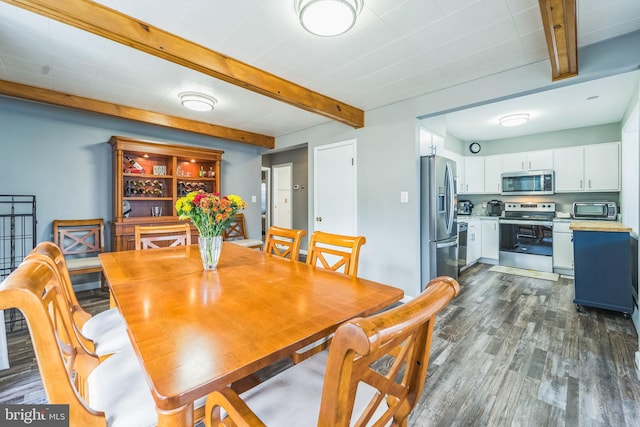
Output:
198,235,223,270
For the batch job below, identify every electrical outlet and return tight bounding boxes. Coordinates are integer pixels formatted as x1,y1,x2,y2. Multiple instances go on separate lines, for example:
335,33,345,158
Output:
251,196,257,203
400,191,408,203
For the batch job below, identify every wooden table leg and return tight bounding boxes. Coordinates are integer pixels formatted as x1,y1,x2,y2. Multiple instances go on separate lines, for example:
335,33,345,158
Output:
157,402,194,427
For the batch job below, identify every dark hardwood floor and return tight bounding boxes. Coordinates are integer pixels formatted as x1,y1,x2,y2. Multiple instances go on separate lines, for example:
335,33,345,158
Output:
410,263,640,426
1,264,639,426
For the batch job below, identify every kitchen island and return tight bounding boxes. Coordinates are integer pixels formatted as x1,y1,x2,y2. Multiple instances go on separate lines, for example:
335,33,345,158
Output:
570,221,633,314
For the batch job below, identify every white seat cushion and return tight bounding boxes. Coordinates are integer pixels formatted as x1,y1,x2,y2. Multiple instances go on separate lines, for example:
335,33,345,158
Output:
88,347,207,427
81,308,131,356
66,256,102,270
88,347,157,427
234,351,385,426
229,239,263,248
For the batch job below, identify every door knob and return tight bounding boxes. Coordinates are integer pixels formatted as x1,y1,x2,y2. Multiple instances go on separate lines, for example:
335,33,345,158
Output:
316,217,322,222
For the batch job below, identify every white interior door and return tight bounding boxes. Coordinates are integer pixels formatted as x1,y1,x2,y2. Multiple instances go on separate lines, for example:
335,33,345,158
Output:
314,140,356,235
261,167,271,236
272,163,292,228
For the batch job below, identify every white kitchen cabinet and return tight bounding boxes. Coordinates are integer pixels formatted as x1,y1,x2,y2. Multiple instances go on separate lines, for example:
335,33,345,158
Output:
462,157,484,194
584,142,619,191
467,218,481,265
553,220,573,273
484,155,502,194
445,151,465,194
481,218,499,260
554,146,585,191
501,150,553,173
554,142,620,192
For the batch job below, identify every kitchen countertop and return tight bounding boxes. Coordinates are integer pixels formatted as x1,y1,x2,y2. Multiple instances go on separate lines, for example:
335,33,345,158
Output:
569,221,632,233
457,215,500,221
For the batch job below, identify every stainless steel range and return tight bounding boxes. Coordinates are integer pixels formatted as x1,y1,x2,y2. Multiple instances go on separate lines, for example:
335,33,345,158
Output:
499,202,555,272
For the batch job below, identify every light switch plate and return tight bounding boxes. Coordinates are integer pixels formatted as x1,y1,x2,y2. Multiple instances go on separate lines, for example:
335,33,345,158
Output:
400,191,408,203
251,196,257,203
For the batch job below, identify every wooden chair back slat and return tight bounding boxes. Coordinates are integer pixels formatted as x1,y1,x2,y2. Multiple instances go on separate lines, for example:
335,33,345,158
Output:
52,218,105,289
306,231,366,277
263,226,306,261
134,223,192,250
53,219,105,256
223,214,249,240
319,276,460,426
223,214,263,250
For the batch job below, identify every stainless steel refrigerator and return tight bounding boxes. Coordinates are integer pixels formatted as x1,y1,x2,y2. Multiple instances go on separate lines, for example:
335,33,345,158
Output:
420,155,458,290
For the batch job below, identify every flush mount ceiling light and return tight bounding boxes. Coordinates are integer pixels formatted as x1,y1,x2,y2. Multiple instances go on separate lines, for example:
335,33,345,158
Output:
499,113,530,127
295,0,364,37
179,92,217,112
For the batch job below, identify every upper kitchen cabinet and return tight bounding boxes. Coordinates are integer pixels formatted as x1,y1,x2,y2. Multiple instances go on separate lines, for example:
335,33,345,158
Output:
502,150,553,173
583,142,620,191
484,155,502,194
461,156,484,194
554,142,620,192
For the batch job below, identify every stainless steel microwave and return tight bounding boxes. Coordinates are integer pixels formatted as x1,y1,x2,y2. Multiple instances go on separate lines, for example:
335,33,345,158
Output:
501,170,554,196
571,201,617,220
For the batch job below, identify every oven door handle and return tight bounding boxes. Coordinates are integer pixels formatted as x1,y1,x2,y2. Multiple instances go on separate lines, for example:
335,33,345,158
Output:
500,219,553,227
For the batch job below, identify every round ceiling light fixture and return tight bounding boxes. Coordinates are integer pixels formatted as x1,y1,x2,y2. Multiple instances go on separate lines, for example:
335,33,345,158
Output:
499,113,529,127
295,0,364,37
179,92,217,112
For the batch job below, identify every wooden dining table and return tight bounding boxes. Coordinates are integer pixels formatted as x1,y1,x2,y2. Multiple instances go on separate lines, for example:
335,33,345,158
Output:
99,242,404,427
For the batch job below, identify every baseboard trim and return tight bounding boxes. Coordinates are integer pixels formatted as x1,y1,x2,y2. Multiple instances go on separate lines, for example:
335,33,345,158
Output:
73,282,101,292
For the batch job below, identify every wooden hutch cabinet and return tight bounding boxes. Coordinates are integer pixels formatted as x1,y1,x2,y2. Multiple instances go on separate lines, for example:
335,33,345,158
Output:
109,136,224,251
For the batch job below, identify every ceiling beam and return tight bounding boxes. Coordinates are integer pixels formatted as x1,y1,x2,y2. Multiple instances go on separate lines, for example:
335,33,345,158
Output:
2,0,365,129
0,79,275,148
538,0,578,81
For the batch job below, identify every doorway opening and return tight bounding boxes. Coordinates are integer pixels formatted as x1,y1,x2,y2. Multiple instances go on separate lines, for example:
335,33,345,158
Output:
261,167,271,239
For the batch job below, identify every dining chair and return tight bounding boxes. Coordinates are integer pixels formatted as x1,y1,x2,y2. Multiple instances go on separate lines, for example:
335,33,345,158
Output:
223,213,263,249
134,223,192,250
53,218,105,289
293,231,367,363
0,255,207,427
25,241,130,358
305,230,366,277
205,276,460,427
263,226,306,261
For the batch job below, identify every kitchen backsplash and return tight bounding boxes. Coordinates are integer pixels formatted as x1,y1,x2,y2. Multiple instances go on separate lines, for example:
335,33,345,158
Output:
459,192,620,216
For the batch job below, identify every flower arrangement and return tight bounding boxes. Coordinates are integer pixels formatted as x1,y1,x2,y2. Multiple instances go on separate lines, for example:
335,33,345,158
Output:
175,191,247,237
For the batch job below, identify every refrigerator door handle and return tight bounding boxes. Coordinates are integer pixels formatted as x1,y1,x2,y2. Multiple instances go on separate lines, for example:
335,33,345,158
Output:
444,162,455,236
436,239,457,249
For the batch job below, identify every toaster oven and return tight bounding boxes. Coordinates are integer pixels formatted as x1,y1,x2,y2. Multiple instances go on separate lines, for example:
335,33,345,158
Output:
571,201,617,220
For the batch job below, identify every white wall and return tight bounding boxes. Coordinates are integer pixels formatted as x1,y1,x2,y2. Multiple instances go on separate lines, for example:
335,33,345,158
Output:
620,73,640,368
276,31,640,298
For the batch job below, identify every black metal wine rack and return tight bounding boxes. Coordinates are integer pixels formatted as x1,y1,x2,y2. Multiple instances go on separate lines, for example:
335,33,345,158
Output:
1,195,37,333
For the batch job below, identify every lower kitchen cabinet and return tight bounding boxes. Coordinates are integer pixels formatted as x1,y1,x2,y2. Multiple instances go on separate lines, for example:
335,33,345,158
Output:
572,229,633,314
467,218,481,266
481,218,499,261
553,220,573,274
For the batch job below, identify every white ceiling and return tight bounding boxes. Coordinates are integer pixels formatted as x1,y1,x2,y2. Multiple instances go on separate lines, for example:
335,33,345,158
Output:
424,70,640,141
0,0,639,139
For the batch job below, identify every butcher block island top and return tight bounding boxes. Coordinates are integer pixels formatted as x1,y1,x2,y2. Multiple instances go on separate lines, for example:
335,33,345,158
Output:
569,221,632,233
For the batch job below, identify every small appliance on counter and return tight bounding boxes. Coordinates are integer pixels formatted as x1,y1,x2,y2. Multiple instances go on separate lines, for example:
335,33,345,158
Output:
571,201,618,221
487,200,503,216
457,200,473,215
